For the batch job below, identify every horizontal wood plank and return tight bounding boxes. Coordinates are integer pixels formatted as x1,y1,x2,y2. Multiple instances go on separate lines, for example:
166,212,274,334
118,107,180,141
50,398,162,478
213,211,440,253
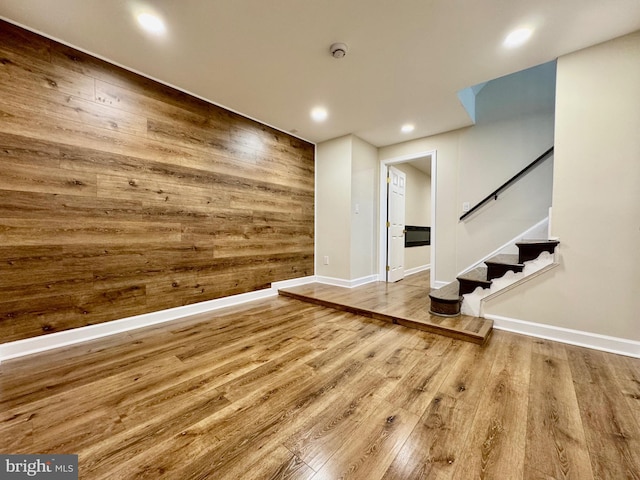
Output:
1,296,639,479
0,19,314,343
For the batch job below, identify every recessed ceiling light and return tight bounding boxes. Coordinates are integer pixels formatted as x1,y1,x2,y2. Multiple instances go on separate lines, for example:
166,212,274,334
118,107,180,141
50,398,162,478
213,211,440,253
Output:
401,124,415,133
311,107,328,122
137,12,166,35
503,27,533,48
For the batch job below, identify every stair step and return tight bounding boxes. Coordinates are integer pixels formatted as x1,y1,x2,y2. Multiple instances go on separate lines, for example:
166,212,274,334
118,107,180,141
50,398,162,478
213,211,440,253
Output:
516,239,560,263
428,281,462,317
485,254,524,280
457,267,492,295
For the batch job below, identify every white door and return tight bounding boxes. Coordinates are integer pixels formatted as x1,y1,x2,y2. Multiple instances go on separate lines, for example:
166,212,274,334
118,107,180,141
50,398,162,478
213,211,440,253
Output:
387,166,406,282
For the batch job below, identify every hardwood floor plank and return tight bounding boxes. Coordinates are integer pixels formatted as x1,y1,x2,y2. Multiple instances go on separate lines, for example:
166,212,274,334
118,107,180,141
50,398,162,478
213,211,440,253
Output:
566,345,640,479
116,361,356,479
29,406,125,455
371,328,425,380
381,341,495,479
0,298,307,408
282,365,389,471
218,343,320,402
305,320,391,373
381,393,468,480
606,352,640,430
524,349,594,479
383,337,464,415
452,332,532,479
310,397,419,480
81,393,232,478
0,408,34,453
2,296,638,479
220,443,315,480
279,276,492,345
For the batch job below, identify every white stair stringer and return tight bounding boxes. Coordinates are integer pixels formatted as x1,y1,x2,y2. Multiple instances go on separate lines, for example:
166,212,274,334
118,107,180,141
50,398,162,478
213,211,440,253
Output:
461,251,558,317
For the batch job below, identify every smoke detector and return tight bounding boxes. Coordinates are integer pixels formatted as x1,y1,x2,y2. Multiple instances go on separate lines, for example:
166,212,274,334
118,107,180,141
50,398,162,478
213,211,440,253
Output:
330,42,348,59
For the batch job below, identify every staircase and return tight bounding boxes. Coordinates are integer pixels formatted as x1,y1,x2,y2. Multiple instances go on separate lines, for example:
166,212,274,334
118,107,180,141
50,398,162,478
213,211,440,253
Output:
429,240,559,316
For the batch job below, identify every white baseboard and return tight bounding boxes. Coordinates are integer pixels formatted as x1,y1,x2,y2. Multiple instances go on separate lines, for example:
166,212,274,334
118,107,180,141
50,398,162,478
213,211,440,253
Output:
486,314,640,359
272,276,316,289
432,280,449,289
405,264,431,276
315,274,378,288
0,275,316,363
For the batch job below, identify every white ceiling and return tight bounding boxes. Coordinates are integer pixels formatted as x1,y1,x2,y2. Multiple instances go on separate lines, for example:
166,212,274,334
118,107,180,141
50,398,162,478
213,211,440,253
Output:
1,0,639,147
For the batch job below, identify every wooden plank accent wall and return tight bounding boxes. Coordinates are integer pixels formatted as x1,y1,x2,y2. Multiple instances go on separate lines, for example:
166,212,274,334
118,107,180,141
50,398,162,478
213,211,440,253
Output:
0,20,315,344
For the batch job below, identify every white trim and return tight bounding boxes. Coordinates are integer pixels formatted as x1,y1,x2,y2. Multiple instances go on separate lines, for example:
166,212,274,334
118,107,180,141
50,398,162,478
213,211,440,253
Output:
272,276,317,289
487,314,640,359
432,280,449,289
379,150,437,288
315,275,378,288
477,262,558,317
456,217,549,276
405,264,431,276
0,17,314,146
314,142,318,283
0,276,315,363
430,152,438,289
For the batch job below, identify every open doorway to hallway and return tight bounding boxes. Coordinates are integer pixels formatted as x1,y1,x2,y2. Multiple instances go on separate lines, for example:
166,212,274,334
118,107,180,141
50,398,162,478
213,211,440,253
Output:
379,150,437,288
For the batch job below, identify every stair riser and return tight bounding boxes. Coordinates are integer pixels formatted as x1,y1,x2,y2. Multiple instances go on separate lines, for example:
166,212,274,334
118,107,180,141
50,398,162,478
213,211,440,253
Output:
486,264,524,281
516,241,559,263
458,279,491,296
429,298,461,316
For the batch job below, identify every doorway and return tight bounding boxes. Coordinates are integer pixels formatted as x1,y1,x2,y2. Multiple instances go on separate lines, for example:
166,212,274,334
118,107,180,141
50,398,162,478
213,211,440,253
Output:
387,166,406,282
379,150,437,288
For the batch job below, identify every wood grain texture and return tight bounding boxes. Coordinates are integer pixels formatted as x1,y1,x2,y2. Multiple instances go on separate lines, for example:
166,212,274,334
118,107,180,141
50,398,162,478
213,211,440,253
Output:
278,272,492,344
0,20,314,343
1,296,639,479
566,345,640,479
524,340,594,480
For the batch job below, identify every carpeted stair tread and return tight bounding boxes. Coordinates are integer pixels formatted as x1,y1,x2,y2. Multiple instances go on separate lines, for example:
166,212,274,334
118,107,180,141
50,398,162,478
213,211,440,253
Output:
457,266,491,285
428,281,462,303
484,254,522,266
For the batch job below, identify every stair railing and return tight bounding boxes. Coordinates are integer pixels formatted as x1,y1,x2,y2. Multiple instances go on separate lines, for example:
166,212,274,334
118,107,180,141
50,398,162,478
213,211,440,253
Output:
459,146,554,221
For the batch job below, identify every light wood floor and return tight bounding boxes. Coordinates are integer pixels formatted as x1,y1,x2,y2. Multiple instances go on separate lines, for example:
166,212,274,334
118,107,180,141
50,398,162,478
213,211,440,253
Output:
1,293,639,479
279,271,492,344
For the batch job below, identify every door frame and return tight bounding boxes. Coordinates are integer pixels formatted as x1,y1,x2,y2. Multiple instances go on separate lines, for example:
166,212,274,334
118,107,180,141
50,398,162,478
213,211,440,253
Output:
378,149,437,287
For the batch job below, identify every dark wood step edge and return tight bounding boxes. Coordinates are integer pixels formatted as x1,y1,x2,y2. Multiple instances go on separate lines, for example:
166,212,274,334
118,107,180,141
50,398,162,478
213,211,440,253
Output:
279,288,488,345
516,239,560,263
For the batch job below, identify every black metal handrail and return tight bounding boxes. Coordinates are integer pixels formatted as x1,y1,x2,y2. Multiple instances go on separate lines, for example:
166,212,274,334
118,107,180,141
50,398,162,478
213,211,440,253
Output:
459,146,554,221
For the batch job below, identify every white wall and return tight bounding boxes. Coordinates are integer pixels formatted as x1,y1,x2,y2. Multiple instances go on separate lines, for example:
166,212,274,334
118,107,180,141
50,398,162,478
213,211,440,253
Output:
484,31,640,342
394,163,431,271
316,135,379,281
351,136,379,279
380,131,461,283
380,62,555,284
456,62,555,271
316,135,352,279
